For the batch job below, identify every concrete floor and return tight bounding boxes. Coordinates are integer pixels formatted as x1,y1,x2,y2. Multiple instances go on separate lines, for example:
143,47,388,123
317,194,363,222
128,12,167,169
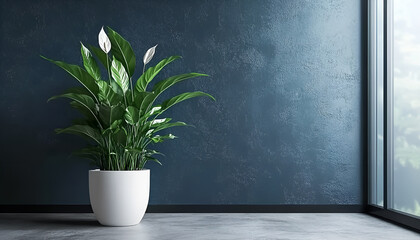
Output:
0,213,419,240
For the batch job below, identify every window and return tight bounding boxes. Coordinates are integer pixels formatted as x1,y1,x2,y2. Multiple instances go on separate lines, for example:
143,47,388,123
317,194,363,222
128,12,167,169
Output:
392,0,420,217
368,0,420,231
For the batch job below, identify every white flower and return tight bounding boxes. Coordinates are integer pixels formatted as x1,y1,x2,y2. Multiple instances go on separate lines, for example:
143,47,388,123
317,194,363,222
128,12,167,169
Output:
151,118,166,125
146,129,154,136
98,27,111,53
143,45,157,65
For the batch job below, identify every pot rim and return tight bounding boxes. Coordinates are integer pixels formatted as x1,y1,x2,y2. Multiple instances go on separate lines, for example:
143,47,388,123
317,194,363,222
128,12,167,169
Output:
89,169,150,173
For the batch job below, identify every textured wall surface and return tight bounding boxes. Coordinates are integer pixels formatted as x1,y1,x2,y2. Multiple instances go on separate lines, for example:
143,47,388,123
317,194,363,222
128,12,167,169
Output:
0,0,364,205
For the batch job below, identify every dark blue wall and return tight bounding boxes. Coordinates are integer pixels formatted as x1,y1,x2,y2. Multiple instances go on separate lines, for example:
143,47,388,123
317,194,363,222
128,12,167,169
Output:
0,0,364,205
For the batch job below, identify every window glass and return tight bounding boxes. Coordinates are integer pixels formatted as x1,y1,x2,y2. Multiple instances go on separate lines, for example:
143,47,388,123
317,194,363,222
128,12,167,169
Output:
392,0,420,217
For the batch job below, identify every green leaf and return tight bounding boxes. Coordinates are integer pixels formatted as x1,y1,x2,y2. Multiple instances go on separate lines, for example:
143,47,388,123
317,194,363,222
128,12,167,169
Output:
125,148,144,154
81,43,101,81
41,56,99,102
111,127,127,146
109,119,122,130
102,119,122,135
160,91,215,114
145,149,165,157
70,102,96,122
141,119,182,135
152,73,208,96
124,106,139,125
97,80,122,105
138,92,157,116
49,93,95,108
49,93,102,128
107,27,136,77
136,56,181,92
56,125,103,145
89,45,111,72
110,79,124,96
98,104,125,128
73,146,104,166
132,91,153,110
139,105,162,122
151,134,177,143
111,57,129,94
150,118,171,126
153,121,189,133
146,156,162,166
125,89,136,106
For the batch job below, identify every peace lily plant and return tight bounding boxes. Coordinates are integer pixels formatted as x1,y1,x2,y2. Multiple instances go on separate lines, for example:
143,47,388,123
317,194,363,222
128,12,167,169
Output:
42,27,214,226
43,27,214,171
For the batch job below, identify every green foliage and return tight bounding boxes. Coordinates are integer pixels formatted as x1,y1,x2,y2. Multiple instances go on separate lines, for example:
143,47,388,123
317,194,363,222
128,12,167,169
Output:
43,27,214,170
88,45,111,72
41,56,99,102
81,43,101,81
111,57,130,94
106,27,136,77
136,55,181,92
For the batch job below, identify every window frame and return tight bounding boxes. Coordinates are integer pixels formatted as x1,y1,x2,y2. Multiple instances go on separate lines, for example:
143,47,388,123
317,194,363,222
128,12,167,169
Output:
368,0,384,207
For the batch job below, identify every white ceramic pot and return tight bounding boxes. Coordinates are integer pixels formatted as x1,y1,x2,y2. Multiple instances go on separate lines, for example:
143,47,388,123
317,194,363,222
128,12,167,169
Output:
89,169,150,227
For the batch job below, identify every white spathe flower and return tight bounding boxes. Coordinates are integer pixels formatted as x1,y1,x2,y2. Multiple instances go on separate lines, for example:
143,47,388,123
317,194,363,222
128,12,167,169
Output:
150,106,162,115
98,27,111,53
151,118,166,125
143,44,157,65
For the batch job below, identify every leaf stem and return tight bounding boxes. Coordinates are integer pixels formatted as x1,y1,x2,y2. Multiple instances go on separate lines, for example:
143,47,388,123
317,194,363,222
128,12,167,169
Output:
106,53,111,82
130,77,134,101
